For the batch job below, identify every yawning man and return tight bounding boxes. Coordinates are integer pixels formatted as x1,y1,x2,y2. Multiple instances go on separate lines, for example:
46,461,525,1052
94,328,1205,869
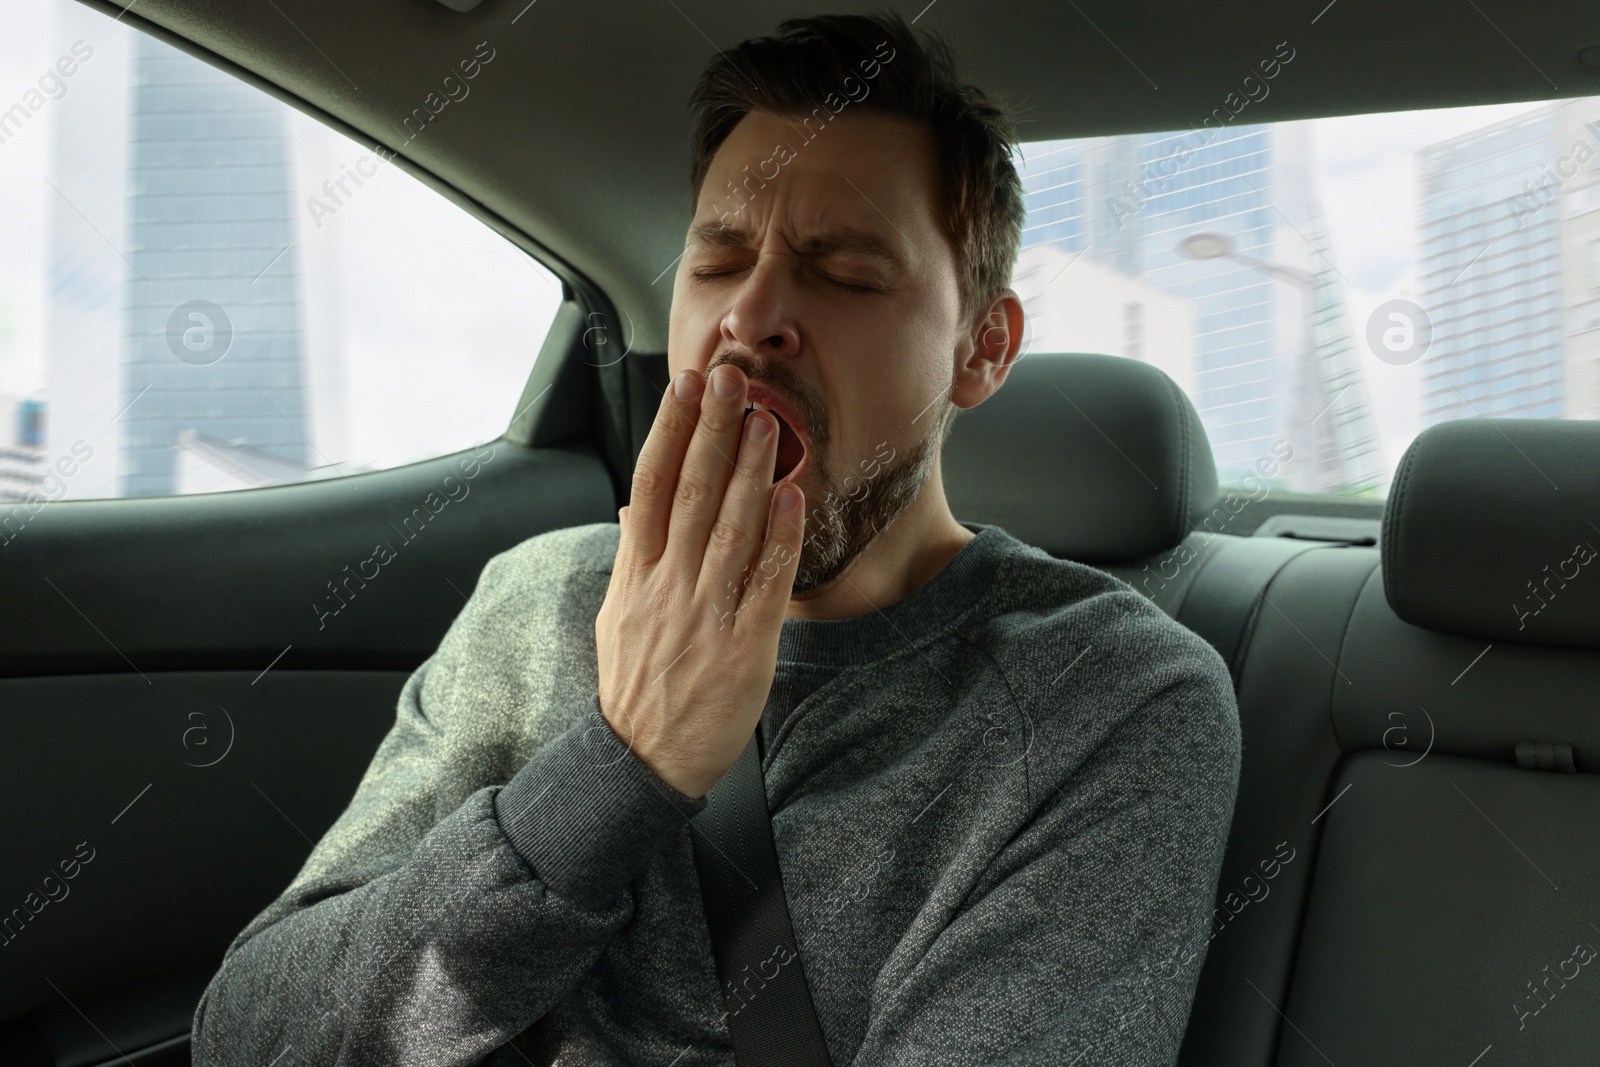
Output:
194,12,1240,1065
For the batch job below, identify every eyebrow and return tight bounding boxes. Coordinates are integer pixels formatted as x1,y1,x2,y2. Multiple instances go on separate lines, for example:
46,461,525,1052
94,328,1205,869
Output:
685,223,906,271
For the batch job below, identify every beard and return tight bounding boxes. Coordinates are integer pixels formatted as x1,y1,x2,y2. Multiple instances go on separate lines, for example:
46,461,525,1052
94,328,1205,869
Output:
708,348,954,600
788,409,946,596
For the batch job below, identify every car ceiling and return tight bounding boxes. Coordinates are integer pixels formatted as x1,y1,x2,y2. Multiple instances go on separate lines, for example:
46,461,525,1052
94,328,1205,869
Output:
82,0,1599,353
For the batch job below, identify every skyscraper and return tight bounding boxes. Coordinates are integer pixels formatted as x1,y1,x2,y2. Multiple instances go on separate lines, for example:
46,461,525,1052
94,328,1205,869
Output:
1557,100,1600,421
121,33,311,496
48,14,314,498
1015,122,1385,492
1416,105,1567,426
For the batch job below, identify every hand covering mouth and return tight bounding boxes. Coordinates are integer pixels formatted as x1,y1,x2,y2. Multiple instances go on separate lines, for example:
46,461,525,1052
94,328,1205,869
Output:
744,400,807,484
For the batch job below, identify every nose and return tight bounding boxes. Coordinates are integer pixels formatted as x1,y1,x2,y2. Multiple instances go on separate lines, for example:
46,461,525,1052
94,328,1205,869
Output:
720,258,801,359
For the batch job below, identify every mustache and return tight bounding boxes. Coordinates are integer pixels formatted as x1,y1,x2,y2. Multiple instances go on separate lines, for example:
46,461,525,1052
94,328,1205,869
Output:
708,351,822,437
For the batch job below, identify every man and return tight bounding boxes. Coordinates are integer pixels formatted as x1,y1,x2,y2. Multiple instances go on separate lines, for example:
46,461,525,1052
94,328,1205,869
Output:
193,12,1240,1065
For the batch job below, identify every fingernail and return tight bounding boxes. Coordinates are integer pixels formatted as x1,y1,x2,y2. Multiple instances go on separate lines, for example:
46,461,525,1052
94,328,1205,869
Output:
712,365,740,399
673,371,702,399
777,483,800,510
747,412,772,441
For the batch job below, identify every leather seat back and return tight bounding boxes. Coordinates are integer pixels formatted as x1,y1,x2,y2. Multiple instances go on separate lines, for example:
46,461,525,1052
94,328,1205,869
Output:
1180,416,1600,1065
943,351,1218,564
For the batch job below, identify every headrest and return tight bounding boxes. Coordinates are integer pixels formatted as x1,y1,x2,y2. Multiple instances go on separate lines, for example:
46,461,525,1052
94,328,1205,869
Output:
1382,417,1600,650
943,352,1219,563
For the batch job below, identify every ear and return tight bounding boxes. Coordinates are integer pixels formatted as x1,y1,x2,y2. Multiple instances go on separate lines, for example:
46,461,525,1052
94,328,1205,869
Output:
952,288,1025,411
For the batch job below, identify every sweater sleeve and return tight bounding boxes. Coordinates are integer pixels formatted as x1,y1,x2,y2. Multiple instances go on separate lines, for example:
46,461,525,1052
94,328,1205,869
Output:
190,538,705,1066
848,658,1241,1067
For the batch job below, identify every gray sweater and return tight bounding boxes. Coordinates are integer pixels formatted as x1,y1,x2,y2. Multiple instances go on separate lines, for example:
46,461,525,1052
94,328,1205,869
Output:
191,520,1240,1066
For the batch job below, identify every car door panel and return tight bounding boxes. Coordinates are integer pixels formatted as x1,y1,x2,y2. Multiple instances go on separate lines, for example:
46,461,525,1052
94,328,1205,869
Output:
0,436,617,1062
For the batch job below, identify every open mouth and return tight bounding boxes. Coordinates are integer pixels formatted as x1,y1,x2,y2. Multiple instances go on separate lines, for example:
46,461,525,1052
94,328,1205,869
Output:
745,402,808,484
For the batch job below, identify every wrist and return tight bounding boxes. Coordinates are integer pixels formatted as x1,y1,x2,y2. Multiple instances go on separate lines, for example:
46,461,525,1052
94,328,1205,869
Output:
596,696,713,800
627,740,712,800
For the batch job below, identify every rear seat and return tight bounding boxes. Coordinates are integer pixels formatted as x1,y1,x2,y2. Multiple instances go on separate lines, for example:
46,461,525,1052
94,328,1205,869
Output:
947,353,1600,1064
1181,415,1600,1066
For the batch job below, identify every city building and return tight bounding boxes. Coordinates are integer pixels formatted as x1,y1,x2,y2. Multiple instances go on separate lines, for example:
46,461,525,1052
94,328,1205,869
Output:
1416,105,1569,426
46,8,317,499
0,395,48,504
1015,123,1385,492
1010,243,1196,398
173,429,352,494
1556,102,1600,421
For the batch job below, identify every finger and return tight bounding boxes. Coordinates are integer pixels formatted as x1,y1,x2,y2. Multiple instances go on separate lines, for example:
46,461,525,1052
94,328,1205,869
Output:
698,406,779,609
734,482,804,637
664,363,756,574
627,371,705,565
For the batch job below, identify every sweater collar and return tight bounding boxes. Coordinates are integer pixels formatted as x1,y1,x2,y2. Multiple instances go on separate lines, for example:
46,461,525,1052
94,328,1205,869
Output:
774,521,1010,667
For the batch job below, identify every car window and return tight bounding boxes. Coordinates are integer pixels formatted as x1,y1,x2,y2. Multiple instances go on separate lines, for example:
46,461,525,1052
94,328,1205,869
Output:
0,1,562,501
1015,93,1600,497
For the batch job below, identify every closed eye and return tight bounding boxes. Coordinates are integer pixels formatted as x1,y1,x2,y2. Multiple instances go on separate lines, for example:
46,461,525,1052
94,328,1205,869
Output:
816,270,881,294
689,265,882,293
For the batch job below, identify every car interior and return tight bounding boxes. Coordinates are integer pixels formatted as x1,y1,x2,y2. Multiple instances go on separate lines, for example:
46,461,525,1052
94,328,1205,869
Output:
1,0,1598,1064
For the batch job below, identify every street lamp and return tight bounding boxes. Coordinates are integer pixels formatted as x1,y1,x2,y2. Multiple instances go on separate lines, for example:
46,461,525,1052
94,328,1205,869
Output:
1177,233,1235,262
1177,230,1333,491
1178,231,1316,287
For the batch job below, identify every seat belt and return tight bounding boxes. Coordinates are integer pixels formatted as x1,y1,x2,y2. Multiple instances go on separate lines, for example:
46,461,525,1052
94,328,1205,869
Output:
691,728,833,1066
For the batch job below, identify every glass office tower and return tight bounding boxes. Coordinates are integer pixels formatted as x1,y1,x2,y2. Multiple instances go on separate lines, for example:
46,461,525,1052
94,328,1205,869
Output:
1016,123,1384,492
119,33,310,496
1417,107,1567,425
49,18,312,500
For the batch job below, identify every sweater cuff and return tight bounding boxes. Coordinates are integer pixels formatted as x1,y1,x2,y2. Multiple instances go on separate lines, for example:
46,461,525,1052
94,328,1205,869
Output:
493,693,707,909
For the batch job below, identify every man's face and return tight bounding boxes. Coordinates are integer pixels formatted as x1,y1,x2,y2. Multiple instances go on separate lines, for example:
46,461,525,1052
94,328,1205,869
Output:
669,108,968,596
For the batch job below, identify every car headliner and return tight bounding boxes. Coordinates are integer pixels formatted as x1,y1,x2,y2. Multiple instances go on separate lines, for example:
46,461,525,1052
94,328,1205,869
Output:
79,0,1595,353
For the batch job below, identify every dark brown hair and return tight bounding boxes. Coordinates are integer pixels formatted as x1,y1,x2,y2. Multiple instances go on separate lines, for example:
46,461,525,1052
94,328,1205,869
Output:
687,12,1024,324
